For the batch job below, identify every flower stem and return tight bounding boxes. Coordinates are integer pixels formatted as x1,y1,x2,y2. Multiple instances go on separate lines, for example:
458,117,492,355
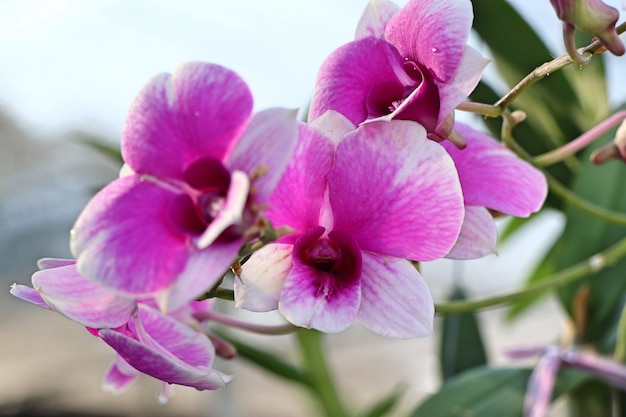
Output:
534,111,626,167
614,304,626,363
296,329,351,417
198,310,298,335
435,233,626,315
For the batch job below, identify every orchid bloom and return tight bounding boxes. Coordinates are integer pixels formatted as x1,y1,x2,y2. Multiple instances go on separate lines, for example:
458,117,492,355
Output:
234,111,465,338
10,258,231,394
440,123,548,259
70,62,298,311
308,0,489,145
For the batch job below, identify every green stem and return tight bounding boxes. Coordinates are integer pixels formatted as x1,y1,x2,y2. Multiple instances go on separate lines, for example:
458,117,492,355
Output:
614,303,626,363
297,329,351,417
435,234,626,315
545,174,626,226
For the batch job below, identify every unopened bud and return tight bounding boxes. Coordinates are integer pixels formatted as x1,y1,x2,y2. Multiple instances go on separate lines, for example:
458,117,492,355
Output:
590,119,626,164
550,0,625,55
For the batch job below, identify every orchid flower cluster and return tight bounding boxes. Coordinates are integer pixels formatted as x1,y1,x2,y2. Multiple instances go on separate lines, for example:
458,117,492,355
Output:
10,0,626,415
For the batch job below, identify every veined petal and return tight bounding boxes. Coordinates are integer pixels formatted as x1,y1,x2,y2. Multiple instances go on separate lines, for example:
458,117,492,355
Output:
102,356,139,394
226,108,298,203
436,45,490,127
445,205,498,260
100,305,230,391
72,175,189,296
31,264,136,328
37,258,76,270
122,62,253,182
309,37,403,125
357,252,434,338
279,234,361,333
234,243,294,312
329,120,464,261
442,123,548,217
266,123,335,232
384,0,473,82
524,347,561,417
10,284,51,310
355,0,400,39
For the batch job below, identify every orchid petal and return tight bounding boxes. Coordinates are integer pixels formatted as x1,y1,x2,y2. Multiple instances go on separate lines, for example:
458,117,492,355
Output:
384,0,473,83
37,258,76,270
100,305,230,391
29,263,136,328
442,123,548,217
329,120,464,261
524,347,561,417
308,37,403,124
310,110,355,147
355,0,400,39
234,243,294,312
357,252,434,338
102,356,139,394
72,175,189,296
197,170,249,249
10,284,51,310
560,350,626,390
122,62,253,182
436,45,490,126
226,108,298,203
445,206,498,260
266,123,335,232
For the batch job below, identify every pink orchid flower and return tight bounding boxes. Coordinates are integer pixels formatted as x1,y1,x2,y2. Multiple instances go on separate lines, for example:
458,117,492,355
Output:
440,123,548,259
11,258,231,394
70,62,298,310
308,0,489,144
234,111,465,338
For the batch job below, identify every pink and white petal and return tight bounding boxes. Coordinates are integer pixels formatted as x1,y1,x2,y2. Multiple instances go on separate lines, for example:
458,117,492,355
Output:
524,347,561,417
101,305,230,391
72,175,190,296
436,46,490,127
310,110,356,147
279,260,361,333
384,0,473,82
329,120,464,261
37,258,76,270
102,356,139,394
356,252,433,338
163,239,243,312
10,284,52,310
266,123,335,232
31,263,136,328
355,0,400,39
226,108,298,203
122,62,253,182
234,243,294,312
308,37,403,125
445,206,498,260
442,123,548,217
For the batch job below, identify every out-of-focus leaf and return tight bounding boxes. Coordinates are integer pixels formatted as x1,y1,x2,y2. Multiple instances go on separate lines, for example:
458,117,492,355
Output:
410,367,589,417
439,286,488,381
76,134,123,164
358,386,405,417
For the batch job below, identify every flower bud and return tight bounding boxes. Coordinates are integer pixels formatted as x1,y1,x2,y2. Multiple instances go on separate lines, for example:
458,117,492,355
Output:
550,0,625,55
591,119,626,164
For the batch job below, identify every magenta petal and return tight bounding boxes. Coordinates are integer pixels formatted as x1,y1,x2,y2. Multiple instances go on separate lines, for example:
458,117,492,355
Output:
266,123,335,232
102,356,139,394
279,232,361,333
226,108,298,203
10,284,51,310
122,62,253,181
309,37,403,125
355,0,400,39
30,264,136,328
384,0,473,82
100,305,230,391
445,205,498,260
329,120,464,261
357,252,433,338
37,258,76,270
72,175,189,296
524,347,561,417
442,123,548,216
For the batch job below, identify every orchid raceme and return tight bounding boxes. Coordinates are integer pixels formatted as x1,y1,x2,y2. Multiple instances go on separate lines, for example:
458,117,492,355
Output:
10,259,231,394
70,62,298,311
308,0,489,145
234,111,465,338
440,123,548,259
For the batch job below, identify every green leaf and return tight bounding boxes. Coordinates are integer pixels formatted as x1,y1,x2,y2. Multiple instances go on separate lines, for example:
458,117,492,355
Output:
75,134,123,164
439,286,488,381
410,367,589,417
214,330,311,386
358,386,405,417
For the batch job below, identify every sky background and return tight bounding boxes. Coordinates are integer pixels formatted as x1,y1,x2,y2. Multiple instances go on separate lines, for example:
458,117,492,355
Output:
0,0,624,141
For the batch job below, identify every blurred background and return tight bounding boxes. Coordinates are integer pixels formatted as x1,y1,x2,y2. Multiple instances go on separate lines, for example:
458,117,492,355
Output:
1,0,624,416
